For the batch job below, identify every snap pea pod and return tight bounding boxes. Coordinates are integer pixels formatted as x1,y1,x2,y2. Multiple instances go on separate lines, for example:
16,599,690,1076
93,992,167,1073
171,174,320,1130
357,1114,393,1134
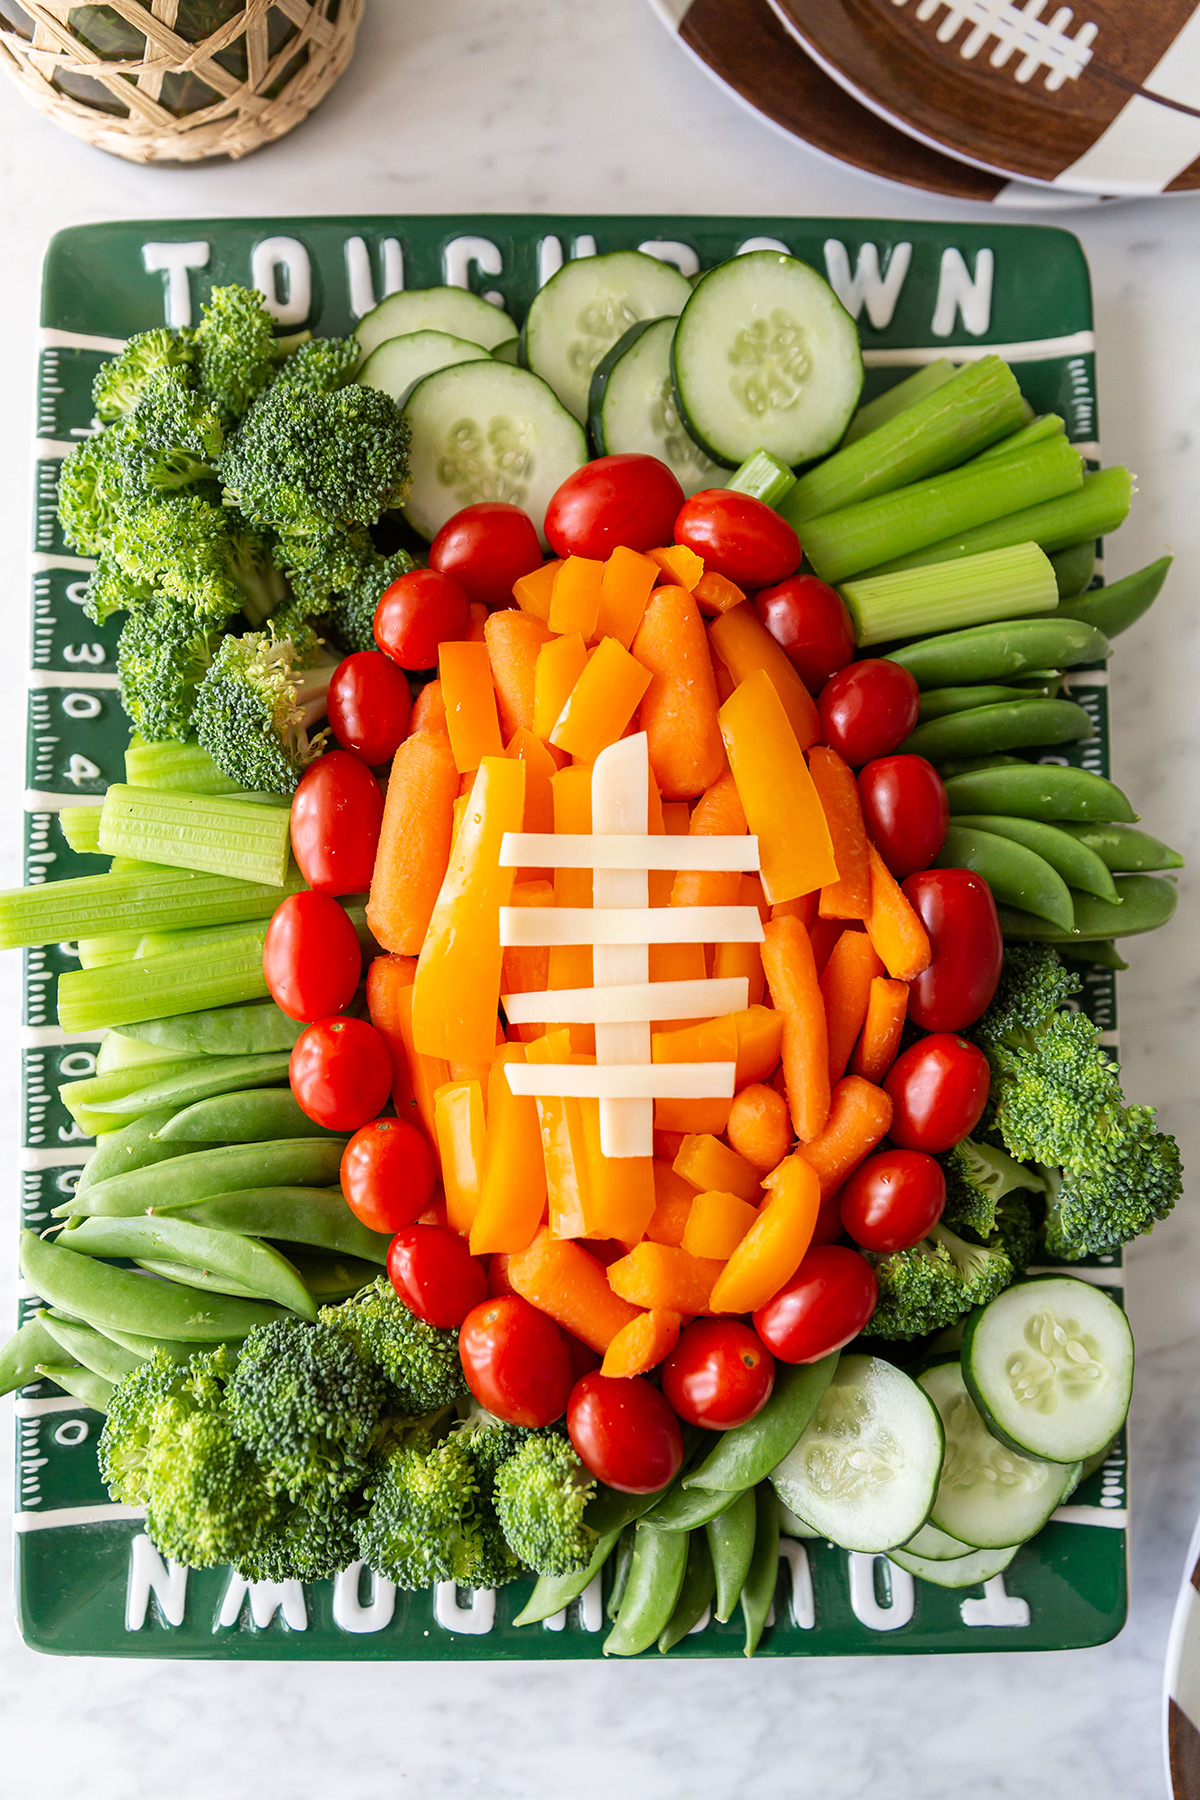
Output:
78,1052,292,1122
60,1059,210,1135
886,616,1108,688
606,1525,637,1621
283,1250,379,1302
741,1482,782,1657
950,814,1119,902
511,1481,675,1627
901,697,1093,765
56,1138,348,1218
62,1215,317,1321
1058,554,1172,639
155,1189,390,1263
133,1257,269,1298
20,1229,290,1341
76,1107,219,1196
707,1486,758,1623
40,1311,146,1382
156,1088,345,1143
918,684,1052,722
936,824,1075,929
1059,940,1128,971
684,1353,840,1492
938,754,1025,779
659,1532,716,1653
641,1480,738,1531
1048,539,1095,599
603,1525,690,1658
36,1362,113,1413
0,1313,68,1394
118,998,304,1057
1057,821,1185,873
96,1325,211,1362
942,763,1137,824
997,873,1177,941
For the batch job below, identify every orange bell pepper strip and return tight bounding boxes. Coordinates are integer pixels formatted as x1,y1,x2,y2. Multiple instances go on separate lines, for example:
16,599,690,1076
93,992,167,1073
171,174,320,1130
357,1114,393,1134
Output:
820,928,886,1086
367,728,458,956
438,640,503,774
648,544,704,590
506,1228,643,1352
720,670,838,905
670,771,747,910
411,755,525,1065
848,977,910,1083
410,679,448,736
501,878,554,1044
526,1030,592,1239
578,1099,656,1243
708,1153,821,1315
693,570,745,616
607,1241,725,1315
506,730,557,880
651,1013,738,1137
863,843,933,980
513,559,562,620
726,1083,793,1173
807,746,872,921
732,1004,784,1087
546,766,595,1051
646,1160,698,1246
433,1078,486,1237
682,1190,758,1261
798,1075,893,1200
600,1309,682,1378
533,632,588,743
486,611,553,741
761,913,830,1144
632,584,726,800
709,603,819,749
550,637,653,763
548,555,604,639
598,546,659,648
673,1133,762,1205
470,1046,548,1255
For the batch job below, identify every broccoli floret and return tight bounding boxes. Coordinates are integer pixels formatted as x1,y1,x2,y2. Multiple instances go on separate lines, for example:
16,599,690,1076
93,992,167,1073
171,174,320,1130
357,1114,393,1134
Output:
57,428,129,557
868,1224,1013,1341
192,625,335,793
194,284,299,427
224,1318,385,1502
940,1137,1050,1242
270,336,360,395
92,327,197,423
84,554,155,626
234,1488,361,1585
452,1412,555,1590
322,1277,468,1418
119,367,223,496
975,944,1081,1043
117,606,223,742
991,1191,1041,1275
323,546,414,654
493,1433,597,1578
107,494,272,624
1041,1108,1183,1260
356,1427,483,1590
98,1346,207,1505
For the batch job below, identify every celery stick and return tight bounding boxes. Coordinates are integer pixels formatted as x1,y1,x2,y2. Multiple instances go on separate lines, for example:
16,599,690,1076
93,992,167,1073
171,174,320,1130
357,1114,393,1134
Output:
78,931,144,969
841,543,1058,646
782,357,1027,526
134,920,272,961
841,360,959,448
973,414,1066,462
98,786,292,886
58,926,270,1033
124,736,242,795
725,449,796,508
59,806,104,855
867,467,1133,575
0,865,304,951
95,1031,188,1075
60,1059,209,1132
801,435,1084,584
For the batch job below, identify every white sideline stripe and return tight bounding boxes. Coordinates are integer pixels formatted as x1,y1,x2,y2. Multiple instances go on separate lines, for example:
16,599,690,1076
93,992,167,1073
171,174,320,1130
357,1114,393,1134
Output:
35,440,78,461
1026,1263,1123,1287
31,554,96,573
505,1062,736,1101
1051,1505,1128,1528
19,1146,95,1168
15,1502,144,1532
40,328,127,354
15,1394,100,1417
21,1027,105,1049
28,670,121,691
1062,670,1110,689
24,790,106,811
499,833,761,871
861,331,1094,367
500,905,764,947
503,976,749,1026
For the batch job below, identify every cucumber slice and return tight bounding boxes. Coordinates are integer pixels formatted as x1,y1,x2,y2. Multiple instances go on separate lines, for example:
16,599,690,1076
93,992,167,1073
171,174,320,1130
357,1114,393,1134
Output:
889,1542,1019,1589
523,250,694,423
769,1355,944,1553
962,1276,1134,1463
588,318,724,496
903,1520,976,1561
402,360,587,546
355,287,517,359
358,330,491,405
918,1360,1080,1548
671,251,863,468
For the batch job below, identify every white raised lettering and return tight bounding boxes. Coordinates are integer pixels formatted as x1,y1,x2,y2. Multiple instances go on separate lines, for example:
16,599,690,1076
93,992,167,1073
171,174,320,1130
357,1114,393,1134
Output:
850,1553,914,1630
824,240,912,331
126,1532,187,1629
142,242,210,329
932,248,994,338
251,237,312,327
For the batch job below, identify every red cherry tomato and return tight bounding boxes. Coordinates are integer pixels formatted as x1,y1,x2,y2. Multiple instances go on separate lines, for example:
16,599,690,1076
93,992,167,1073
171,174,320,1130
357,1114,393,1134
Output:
673,489,801,588
386,1224,487,1330
840,1150,946,1254
373,567,470,670
902,868,1004,1033
858,755,949,881
263,892,361,1022
289,1016,392,1132
289,749,384,896
544,455,684,559
884,1033,990,1154
327,652,412,766
340,1119,437,1235
753,1245,878,1364
429,502,543,607
818,660,921,767
566,1372,684,1494
754,573,855,692
661,1320,775,1431
810,1191,847,1248
459,1295,573,1427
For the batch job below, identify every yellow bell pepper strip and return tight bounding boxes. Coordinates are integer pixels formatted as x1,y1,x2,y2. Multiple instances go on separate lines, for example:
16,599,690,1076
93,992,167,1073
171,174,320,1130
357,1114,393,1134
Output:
433,1078,486,1237
549,765,595,1053
448,1016,506,1096
412,755,525,1065
439,640,504,774
533,632,589,744
526,1030,592,1238
600,1308,682,1378
548,555,604,638
648,544,704,590
578,1099,656,1243
470,1046,548,1255
647,1160,699,1246
693,571,745,616
550,638,653,763
506,728,558,880
709,604,820,750
501,878,555,1044
506,1228,644,1353
607,1241,725,1315
651,1013,738,1136
682,1190,759,1261
673,1133,762,1205
719,670,838,905
707,1152,821,1315
598,545,659,647
513,558,563,621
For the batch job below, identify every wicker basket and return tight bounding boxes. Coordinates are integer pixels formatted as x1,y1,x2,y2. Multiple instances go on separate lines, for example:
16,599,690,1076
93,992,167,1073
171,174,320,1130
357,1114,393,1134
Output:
0,0,362,163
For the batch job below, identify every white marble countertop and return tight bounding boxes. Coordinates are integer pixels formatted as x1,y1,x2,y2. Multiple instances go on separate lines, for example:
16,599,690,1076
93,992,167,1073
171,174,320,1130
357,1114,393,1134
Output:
0,3,1196,1795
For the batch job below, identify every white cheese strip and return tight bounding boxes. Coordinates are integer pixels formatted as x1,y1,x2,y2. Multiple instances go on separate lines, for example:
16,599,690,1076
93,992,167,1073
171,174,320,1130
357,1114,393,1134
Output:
499,832,760,871
503,975,750,1025
506,1062,737,1101
591,736,653,1158
500,905,764,947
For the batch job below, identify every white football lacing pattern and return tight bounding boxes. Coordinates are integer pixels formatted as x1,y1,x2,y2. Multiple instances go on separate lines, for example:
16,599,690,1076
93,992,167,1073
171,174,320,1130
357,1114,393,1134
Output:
892,0,1098,90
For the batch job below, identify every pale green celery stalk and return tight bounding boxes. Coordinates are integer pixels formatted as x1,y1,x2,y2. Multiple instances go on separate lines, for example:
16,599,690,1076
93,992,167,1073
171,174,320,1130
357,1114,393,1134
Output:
725,449,796,508
59,806,104,855
0,865,304,951
801,434,1084,585
77,931,144,968
866,467,1133,576
95,1032,188,1075
973,413,1066,462
136,900,373,960
782,356,1027,526
841,542,1058,646
58,926,271,1033
60,1058,209,1130
124,736,242,794
97,786,292,886
841,360,959,448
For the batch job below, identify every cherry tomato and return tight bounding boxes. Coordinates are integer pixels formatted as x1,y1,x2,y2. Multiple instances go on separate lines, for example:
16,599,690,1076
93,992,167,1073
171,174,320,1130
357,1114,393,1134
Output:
459,1295,573,1427
818,660,921,767
263,892,361,1022
902,868,1004,1033
544,454,684,559
858,755,949,881
840,1150,946,1254
661,1319,775,1431
327,652,412,766
884,1033,990,1154
754,573,855,692
289,749,384,896
753,1245,878,1363
564,1333,603,1382
566,1372,684,1494
289,1016,392,1132
810,1191,847,1248
673,489,801,588
340,1119,437,1235
374,567,470,670
387,1224,487,1330
429,502,543,607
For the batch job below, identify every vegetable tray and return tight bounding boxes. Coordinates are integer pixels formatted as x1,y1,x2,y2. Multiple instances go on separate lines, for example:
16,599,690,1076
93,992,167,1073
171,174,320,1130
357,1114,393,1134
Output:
18,213,1127,1659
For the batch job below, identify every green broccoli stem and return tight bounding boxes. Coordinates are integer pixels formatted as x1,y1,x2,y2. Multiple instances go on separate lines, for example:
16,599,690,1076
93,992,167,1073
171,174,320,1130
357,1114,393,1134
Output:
98,785,293,886
0,864,305,952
